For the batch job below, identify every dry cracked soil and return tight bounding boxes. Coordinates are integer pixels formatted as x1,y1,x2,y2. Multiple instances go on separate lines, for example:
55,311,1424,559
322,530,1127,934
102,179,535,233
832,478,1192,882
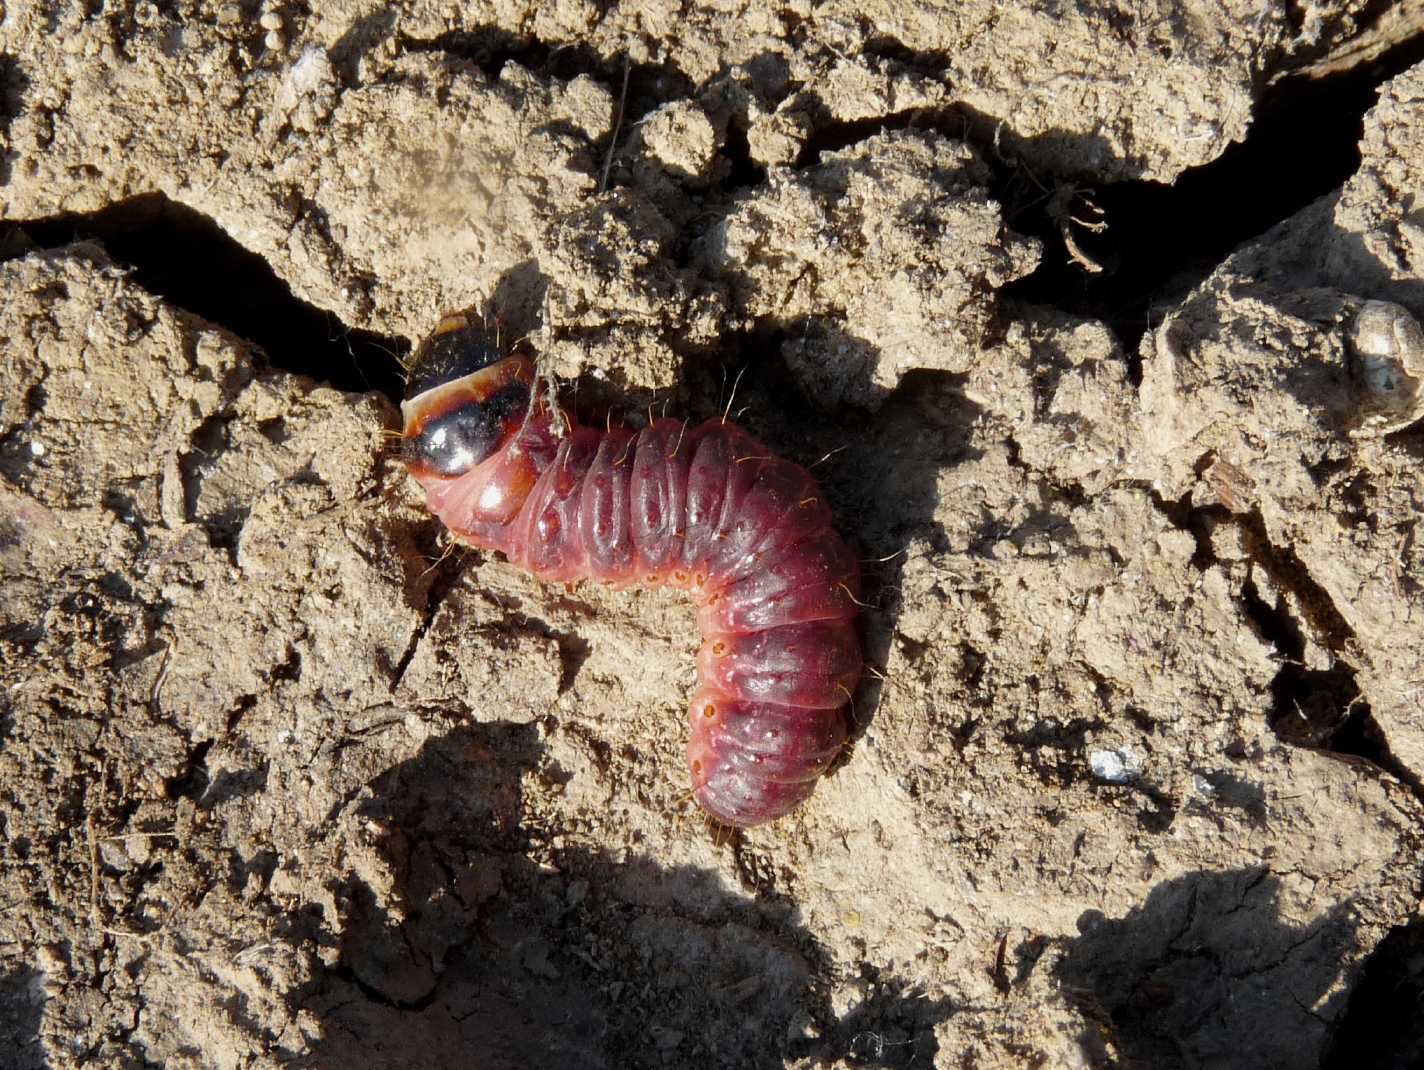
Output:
3,2,1424,1068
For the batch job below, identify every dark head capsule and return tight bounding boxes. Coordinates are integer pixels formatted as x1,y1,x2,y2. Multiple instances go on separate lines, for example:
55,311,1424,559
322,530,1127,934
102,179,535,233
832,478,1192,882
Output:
401,314,534,479
403,312,508,400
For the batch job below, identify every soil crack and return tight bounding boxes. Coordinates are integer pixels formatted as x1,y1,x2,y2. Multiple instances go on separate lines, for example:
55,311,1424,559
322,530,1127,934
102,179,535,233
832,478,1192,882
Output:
389,549,470,694
1000,27,1424,360
6,193,409,399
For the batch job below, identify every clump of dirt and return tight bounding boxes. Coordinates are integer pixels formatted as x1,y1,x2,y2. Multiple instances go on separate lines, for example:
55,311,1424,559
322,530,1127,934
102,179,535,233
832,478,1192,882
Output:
701,130,1040,408
2,3,1423,1069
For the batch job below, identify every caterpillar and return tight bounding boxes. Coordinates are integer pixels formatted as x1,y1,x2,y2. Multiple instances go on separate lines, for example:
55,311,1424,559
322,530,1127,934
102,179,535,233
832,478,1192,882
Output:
399,312,862,826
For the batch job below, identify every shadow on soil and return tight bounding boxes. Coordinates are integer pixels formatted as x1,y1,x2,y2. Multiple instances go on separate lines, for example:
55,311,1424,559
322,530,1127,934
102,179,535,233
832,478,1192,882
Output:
1058,868,1362,1069
1322,913,1424,1070
0,967,47,1070
704,334,986,751
290,723,955,1069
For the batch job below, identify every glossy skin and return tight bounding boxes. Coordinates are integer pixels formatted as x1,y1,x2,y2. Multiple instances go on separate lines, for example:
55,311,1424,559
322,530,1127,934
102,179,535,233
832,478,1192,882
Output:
401,317,861,826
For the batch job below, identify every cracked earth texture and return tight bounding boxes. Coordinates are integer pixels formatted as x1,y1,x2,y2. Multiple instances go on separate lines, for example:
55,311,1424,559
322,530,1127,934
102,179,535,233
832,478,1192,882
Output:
2,3,1423,1068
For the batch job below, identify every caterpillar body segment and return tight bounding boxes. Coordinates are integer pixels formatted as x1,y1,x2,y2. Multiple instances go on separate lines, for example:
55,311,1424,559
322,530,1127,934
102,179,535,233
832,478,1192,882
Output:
400,313,861,827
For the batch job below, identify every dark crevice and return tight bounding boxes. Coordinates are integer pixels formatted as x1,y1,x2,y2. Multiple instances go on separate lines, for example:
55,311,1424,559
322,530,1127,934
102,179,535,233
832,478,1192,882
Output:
1131,472,1424,800
1142,483,1221,571
1326,704,1421,792
1322,915,1424,1069
998,28,1424,356
389,550,471,694
1235,514,1424,798
497,607,591,696
332,963,441,1014
719,117,765,192
760,25,1424,377
400,28,695,163
0,53,24,189
1243,563,1364,751
1236,509,1359,656
1236,520,1360,757
166,739,214,802
6,193,409,400
399,28,586,83
793,106,960,170
267,645,303,686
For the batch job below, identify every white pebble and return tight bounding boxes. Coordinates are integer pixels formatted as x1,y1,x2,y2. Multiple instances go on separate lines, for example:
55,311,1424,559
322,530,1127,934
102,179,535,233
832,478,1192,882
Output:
1089,746,1140,784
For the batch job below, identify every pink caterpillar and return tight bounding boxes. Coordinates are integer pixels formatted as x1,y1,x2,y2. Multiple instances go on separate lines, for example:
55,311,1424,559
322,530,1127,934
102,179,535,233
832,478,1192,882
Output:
399,312,861,826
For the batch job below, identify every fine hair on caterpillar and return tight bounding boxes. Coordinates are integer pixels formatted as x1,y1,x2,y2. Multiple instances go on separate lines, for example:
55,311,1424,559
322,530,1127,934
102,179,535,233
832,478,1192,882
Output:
400,310,863,827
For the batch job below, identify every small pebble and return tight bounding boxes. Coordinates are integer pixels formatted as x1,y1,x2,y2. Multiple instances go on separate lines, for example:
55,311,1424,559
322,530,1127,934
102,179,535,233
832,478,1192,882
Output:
259,10,283,30
29,440,46,457
1089,746,1141,784
1350,299,1424,434
264,30,285,50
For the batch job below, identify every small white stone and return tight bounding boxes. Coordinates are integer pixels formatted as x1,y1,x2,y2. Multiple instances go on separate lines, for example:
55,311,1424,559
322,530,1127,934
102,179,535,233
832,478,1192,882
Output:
264,29,285,50
259,10,282,30
1089,746,1140,784
29,440,46,457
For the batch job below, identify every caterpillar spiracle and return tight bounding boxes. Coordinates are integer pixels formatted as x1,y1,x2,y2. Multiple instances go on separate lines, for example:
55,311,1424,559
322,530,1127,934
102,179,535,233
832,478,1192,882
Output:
399,312,862,827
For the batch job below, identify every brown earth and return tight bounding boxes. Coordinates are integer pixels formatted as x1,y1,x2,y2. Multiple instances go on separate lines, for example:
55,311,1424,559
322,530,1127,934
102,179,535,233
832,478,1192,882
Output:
2,3,1423,1068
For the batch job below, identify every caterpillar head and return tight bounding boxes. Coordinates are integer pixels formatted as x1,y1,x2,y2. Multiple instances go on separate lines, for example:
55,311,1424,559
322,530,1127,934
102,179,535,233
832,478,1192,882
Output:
401,312,535,479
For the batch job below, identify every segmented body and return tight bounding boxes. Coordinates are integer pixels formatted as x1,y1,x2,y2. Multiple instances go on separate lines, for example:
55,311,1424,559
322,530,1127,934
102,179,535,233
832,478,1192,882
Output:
401,315,861,826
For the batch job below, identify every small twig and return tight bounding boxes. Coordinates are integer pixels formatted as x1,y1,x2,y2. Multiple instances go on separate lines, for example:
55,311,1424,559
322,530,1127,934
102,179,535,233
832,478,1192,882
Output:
99,927,152,941
721,365,748,425
100,830,177,842
600,56,632,193
86,812,102,928
150,643,173,717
